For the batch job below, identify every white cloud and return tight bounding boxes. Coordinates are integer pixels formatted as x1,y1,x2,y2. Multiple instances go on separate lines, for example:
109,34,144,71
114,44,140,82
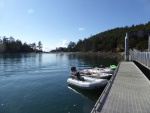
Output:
42,40,68,52
42,45,55,52
28,9,34,14
0,0,5,8
57,39,68,47
78,27,85,31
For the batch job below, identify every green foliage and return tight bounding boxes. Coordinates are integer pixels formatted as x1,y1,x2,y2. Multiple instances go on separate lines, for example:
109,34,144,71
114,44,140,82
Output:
37,41,42,52
72,21,150,52
51,21,150,52
0,36,43,53
67,41,76,52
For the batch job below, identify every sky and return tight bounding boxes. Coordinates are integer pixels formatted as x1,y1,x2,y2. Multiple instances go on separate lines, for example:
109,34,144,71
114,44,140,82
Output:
0,0,150,51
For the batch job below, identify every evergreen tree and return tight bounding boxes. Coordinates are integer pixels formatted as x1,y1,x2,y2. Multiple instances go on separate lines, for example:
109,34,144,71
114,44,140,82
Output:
37,41,42,52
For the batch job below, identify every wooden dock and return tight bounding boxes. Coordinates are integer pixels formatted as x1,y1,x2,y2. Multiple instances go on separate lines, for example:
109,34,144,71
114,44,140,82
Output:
91,62,150,113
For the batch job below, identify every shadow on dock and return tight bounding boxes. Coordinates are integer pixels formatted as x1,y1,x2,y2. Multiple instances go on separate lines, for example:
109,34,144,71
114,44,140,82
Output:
134,61,150,80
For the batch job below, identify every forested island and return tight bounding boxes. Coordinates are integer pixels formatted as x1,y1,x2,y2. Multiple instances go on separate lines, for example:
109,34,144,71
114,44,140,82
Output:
51,21,150,52
1,21,149,53
0,37,42,53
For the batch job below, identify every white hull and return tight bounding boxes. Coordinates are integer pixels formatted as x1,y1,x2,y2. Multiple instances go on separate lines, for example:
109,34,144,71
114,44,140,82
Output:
67,76,108,90
80,73,112,79
80,67,114,75
85,74,112,79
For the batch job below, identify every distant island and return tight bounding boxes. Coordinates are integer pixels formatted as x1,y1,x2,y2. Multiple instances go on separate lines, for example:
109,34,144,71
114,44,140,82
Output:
51,21,150,53
0,37,42,53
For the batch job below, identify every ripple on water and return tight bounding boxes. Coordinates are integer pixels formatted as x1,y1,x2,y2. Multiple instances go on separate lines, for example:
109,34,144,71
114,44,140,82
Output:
0,53,119,113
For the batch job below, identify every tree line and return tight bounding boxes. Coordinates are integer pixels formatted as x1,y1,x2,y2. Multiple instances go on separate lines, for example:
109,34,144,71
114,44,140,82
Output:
51,21,150,52
0,36,43,53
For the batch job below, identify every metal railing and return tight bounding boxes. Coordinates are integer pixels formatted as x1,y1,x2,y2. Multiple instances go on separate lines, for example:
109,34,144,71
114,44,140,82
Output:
130,49,150,68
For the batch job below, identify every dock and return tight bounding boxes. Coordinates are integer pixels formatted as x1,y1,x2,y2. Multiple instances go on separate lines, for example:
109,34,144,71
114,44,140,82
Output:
91,61,150,113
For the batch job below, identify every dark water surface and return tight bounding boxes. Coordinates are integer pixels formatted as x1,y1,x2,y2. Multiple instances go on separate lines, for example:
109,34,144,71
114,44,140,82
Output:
0,53,119,113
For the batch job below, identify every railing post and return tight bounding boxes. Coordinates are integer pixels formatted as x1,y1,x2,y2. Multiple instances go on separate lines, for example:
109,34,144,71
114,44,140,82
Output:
144,53,147,66
146,53,148,66
148,34,150,52
125,33,129,61
148,53,150,67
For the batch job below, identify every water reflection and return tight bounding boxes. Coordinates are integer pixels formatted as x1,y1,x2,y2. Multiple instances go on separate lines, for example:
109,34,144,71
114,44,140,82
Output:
68,84,105,102
0,53,119,113
38,53,42,66
0,53,44,77
66,53,119,71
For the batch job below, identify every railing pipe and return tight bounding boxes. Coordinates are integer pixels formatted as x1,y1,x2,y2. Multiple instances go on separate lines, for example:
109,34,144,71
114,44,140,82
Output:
125,33,129,61
147,53,150,67
148,34,150,52
129,49,150,68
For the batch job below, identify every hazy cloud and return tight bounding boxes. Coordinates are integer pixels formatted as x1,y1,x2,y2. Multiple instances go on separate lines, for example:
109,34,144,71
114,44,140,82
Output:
57,40,68,47
43,45,55,52
42,40,68,52
28,9,34,14
78,27,85,31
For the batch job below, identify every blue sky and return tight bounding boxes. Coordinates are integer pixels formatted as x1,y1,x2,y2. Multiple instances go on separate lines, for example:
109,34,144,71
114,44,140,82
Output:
0,0,150,51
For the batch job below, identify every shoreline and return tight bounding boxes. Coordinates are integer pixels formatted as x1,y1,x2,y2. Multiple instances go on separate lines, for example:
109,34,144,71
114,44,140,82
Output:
0,51,124,60
50,51,124,60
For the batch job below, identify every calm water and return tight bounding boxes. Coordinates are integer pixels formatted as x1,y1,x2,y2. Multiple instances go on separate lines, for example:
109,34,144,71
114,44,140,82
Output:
0,53,119,113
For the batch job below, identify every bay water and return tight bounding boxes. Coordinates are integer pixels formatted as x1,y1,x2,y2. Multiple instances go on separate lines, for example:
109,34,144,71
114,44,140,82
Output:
0,53,119,113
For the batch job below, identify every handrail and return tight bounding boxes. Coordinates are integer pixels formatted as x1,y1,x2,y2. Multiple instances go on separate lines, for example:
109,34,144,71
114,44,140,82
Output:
130,49,150,68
